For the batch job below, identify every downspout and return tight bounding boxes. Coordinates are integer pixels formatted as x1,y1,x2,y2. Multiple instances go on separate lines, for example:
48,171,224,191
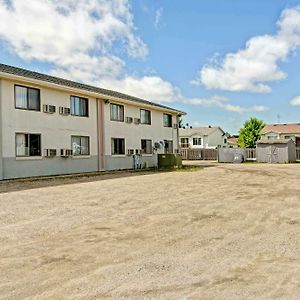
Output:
176,115,180,152
97,98,105,171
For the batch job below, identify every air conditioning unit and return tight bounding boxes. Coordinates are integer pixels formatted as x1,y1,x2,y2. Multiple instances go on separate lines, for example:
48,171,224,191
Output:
127,149,134,155
134,118,141,125
44,149,57,157
125,117,133,124
59,107,71,115
173,124,178,129
43,104,56,114
60,149,73,157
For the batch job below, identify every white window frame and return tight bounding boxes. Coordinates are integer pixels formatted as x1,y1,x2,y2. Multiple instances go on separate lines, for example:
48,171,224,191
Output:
71,136,90,156
15,133,41,157
110,103,124,122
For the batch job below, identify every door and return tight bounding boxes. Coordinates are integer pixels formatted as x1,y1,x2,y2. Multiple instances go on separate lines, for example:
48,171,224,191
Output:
267,145,278,163
164,140,173,154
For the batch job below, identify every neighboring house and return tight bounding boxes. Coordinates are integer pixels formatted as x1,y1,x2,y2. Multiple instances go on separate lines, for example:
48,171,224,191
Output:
179,126,227,149
0,64,185,180
227,135,239,148
260,123,300,147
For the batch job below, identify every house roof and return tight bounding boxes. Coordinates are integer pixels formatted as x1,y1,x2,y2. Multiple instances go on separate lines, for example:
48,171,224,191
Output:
0,63,185,115
179,126,224,137
261,123,300,134
227,137,238,145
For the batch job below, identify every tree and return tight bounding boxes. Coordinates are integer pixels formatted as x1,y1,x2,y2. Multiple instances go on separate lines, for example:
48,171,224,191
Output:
238,117,265,148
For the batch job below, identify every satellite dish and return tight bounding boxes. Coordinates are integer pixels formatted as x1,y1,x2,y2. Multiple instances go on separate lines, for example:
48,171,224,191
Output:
154,142,161,149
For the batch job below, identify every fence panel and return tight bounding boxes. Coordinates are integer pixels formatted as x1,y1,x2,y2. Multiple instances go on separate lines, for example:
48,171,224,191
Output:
180,148,218,160
245,148,256,160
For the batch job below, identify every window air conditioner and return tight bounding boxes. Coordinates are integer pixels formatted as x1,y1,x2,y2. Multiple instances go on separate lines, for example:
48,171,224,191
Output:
43,104,56,114
127,149,134,155
44,149,57,157
59,107,70,115
60,149,73,157
125,117,133,123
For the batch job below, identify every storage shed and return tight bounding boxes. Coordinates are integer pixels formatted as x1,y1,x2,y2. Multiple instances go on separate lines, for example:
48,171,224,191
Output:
256,139,296,163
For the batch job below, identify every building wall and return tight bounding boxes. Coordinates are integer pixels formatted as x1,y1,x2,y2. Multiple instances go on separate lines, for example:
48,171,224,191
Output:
182,134,207,149
208,129,227,148
0,79,99,179
181,128,227,149
102,100,178,170
261,132,299,142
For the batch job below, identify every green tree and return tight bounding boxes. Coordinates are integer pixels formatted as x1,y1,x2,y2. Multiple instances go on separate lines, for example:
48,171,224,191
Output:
238,117,265,148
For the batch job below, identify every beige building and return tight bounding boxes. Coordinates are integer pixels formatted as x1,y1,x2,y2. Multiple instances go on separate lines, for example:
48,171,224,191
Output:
0,64,184,179
260,123,300,147
179,126,227,149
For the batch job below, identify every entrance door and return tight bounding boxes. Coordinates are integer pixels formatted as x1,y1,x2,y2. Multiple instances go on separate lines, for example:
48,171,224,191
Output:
164,140,173,154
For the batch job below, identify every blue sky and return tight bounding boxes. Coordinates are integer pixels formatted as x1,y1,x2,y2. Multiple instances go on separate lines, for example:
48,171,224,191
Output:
1,0,300,133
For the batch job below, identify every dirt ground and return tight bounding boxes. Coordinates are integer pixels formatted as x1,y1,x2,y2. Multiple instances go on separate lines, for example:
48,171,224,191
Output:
1,162,300,299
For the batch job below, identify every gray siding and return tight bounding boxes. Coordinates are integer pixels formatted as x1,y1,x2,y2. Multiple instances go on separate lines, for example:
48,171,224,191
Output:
105,155,158,171
2,156,99,179
257,142,296,163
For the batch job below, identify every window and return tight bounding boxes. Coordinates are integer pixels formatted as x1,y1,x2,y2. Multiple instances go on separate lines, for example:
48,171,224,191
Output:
224,138,227,144
110,103,124,122
268,135,278,140
164,140,173,154
70,96,89,117
193,138,202,146
141,139,152,154
180,138,189,148
285,135,292,140
16,133,41,157
15,85,40,111
163,113,172,127
140,109,151,125
71,136,90,156
111,138,125,155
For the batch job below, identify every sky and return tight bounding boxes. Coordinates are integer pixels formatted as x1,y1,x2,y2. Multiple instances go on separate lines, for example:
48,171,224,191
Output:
1,1,300,133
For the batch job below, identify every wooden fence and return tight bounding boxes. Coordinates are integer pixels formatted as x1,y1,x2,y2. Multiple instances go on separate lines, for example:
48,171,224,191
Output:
245,148,256,161
181,147,300,161
180,148,257,161
180,148,218,160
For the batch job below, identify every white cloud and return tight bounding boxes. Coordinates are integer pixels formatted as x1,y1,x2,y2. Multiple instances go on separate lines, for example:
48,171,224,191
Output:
99,75,182,103
193,5,300,93
154,7,163,29
0,0,148,60
185,96,269,114
0,0,183,103
290,96,300,106
0,0,272,112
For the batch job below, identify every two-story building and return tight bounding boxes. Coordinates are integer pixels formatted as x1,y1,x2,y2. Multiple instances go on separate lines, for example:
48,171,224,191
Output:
260,124,300,147
179,126,227,149
0,64,184,180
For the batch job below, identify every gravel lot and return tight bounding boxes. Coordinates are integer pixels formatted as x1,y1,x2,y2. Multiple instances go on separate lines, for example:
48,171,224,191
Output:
1,163,300,299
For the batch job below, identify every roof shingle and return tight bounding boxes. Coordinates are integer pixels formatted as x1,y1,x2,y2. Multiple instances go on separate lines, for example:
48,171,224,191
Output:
261,123,300,134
